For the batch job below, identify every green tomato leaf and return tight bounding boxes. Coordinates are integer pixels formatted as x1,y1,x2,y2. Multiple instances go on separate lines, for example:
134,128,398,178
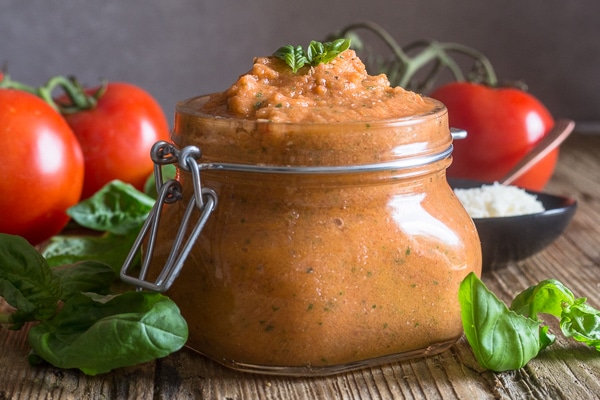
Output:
459,272,549,371
51,260,116,300
28,291,188,375
0,234,61,328
560,297,600,350
42,231,139,274
67,180,155,235
510,279,575,320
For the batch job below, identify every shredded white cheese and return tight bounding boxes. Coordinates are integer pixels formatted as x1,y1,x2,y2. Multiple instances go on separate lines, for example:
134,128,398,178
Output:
454,182,545,218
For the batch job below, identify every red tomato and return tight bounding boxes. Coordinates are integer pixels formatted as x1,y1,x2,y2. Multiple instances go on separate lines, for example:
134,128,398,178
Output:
60,82,170,199
0,89,84,244
430,82,556,191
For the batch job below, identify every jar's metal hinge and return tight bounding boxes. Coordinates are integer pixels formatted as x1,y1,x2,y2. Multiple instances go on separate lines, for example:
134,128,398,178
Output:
120,141,218,292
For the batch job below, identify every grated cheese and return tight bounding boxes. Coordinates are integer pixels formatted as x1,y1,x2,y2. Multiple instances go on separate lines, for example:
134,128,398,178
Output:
454,182,545,218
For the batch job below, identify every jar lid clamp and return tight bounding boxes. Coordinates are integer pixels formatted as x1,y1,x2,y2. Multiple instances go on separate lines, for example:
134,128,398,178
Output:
120,141,217,292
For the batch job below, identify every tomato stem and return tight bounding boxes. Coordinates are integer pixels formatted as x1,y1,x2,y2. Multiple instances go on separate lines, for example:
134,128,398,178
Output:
333,21,498,92
0,74,56,106
0,73,105,114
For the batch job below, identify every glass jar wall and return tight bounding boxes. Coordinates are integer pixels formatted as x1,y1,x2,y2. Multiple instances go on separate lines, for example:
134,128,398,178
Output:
144,95,481,376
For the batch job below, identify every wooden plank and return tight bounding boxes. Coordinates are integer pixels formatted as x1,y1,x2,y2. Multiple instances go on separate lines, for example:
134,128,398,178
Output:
152,342,501,400
0,323,156,399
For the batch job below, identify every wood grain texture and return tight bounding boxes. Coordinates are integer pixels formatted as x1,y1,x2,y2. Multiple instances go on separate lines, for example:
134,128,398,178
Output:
1,133,599,400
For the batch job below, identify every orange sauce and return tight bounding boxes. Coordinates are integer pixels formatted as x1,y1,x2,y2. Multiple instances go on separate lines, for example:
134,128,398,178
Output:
202,50,432,123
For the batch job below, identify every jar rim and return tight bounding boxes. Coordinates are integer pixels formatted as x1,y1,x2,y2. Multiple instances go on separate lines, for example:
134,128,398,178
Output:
173,93,451,169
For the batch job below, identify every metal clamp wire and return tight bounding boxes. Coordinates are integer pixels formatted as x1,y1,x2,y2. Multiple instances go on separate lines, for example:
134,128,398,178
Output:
154,188,217,291
195,145,454,174
121,141,218,292
120,179,184,291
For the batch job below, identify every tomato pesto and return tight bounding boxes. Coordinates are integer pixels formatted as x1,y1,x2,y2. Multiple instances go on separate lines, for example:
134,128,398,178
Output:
202,49,433,123
151,41,481,375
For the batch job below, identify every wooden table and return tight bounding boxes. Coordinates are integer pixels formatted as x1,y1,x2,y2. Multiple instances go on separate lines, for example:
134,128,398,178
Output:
2,132,600,400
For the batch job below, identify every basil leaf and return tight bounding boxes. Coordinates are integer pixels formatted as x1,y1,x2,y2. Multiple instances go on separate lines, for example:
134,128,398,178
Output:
459,272,548,371
510,279,575,320
51,260,116,300
0,234,61,328
560,298,600,350
42,232,138,273
28,291,188,376
311,39,351,65
67,180,155,235
47,180,150,272
306,40,325,64
274,39,351,73
538,324,557,351
273,45,307,73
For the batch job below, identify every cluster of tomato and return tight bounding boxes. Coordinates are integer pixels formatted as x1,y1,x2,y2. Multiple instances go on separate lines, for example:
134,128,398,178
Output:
0,73,170,245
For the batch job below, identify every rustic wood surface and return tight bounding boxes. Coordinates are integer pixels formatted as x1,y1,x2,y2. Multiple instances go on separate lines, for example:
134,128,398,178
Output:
1,132,600,400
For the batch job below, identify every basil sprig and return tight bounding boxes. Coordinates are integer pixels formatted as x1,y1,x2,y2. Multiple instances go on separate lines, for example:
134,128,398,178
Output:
459,272,600,372
0,177,187,375
273,39,351,73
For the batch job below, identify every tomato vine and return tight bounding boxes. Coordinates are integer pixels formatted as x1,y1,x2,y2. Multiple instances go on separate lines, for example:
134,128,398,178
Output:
0,74,105,114
329,21,498,92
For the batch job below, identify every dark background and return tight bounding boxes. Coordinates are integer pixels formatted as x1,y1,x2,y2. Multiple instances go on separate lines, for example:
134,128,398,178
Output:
2,0,598,130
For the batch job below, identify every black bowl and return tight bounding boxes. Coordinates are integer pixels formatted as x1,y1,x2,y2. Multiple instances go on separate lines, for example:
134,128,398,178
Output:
449,178,577,271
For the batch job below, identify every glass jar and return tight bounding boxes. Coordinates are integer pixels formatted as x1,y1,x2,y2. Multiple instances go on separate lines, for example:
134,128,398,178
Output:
124,94,481,376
